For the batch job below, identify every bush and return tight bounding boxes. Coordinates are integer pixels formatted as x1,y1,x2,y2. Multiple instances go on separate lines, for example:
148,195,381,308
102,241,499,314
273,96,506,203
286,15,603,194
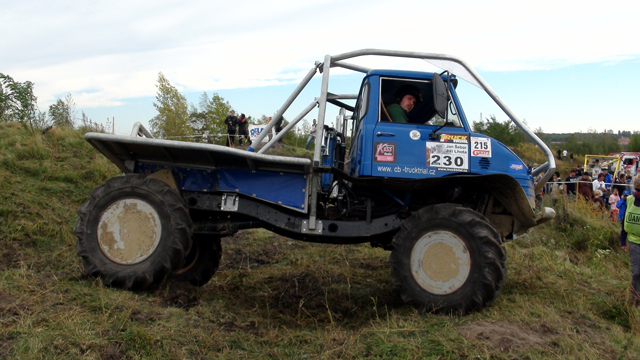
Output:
537,194,619,251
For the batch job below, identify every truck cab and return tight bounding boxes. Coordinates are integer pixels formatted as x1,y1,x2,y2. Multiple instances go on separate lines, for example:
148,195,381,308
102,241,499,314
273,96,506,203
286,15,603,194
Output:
347,70,536,209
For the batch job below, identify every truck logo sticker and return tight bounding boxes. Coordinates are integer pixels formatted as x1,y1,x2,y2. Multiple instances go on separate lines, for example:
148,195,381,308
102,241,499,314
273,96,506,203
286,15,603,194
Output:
470,136,492,157
409,130,421,140
439,134,469,144
374,142,396,163
426,142,469,172
509,162,524,171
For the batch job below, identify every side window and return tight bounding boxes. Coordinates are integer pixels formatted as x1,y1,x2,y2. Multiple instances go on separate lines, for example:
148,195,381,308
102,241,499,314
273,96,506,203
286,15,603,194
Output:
355,82,369,122
351,82,369,137
379,77,462,127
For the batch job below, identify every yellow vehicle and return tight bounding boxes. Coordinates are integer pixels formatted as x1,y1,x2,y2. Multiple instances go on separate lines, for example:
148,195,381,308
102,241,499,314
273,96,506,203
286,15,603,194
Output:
583,155,622,178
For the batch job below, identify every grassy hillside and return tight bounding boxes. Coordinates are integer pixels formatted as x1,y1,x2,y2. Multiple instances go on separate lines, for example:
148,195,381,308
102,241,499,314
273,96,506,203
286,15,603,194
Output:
1,122,639,359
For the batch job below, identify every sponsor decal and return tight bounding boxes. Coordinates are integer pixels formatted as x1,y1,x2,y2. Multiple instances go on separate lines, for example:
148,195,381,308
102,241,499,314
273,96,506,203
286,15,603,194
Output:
470,136,492,157
509,162,524,171
376,165,436,176
426,142,469,172
439,133,469,144
409,130,421,140
374,142,396,163
248,124,275,143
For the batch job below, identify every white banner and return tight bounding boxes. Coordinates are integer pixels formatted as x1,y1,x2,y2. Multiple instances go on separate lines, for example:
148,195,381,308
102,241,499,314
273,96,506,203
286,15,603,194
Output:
248,125,275,143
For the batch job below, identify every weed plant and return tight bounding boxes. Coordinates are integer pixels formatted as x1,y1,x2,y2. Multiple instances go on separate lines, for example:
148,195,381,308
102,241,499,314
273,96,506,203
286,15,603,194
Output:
1,123,639,358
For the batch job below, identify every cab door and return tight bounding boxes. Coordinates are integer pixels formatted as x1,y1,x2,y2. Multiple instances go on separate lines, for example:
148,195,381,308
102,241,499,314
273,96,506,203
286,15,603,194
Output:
371,121,471,179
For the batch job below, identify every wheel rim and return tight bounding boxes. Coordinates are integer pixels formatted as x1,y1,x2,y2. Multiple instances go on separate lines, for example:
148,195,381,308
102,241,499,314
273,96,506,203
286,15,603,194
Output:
97,198,162,265
410,230,471,295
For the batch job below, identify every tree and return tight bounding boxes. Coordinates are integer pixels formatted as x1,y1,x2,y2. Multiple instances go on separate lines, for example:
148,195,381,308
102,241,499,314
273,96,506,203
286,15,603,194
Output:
472,115,526,146
48,93,76,128
149,72,192,139
189,92,232,143
629,134,640,152
0,73,39,127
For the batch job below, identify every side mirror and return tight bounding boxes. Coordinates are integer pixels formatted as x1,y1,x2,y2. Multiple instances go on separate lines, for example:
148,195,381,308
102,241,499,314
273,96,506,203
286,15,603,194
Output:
432,73,448,119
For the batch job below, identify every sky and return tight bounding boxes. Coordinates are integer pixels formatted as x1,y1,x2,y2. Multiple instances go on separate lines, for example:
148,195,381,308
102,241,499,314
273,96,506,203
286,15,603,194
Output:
3,0,640,136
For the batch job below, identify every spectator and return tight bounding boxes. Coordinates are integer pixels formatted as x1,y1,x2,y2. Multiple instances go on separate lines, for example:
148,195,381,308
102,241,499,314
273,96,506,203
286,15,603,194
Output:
267,117,273,141
618,189,632,223
619,178,640,305
237,113,251,146
557,149,562,160
593,190,606,210
548,171,564,205
613,173,627,197
306,119,317,150
570,153,574,163
565,169,578,197
562,149,567,161
274,117,284,142
224,110,238,147
610,188,621,221
602,168,613,189
576,164,584,177
593,173,606,193
578,172,594,199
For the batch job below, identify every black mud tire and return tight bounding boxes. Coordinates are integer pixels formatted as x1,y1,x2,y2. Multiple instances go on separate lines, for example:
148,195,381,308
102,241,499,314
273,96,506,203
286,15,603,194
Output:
74,174,193,290
390,204,506,315
172,235,222,287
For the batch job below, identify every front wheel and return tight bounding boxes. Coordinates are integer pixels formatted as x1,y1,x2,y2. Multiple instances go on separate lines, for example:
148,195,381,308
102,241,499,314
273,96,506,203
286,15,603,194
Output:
390,204,506,314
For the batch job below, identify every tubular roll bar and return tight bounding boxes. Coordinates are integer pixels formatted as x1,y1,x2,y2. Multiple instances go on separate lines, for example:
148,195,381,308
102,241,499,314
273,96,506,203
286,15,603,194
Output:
244,49,556,228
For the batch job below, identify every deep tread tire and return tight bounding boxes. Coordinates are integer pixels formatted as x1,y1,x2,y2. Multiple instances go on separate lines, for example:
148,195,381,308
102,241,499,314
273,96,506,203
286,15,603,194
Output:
390,204,506,314
74,174,193,290
172,235,221,287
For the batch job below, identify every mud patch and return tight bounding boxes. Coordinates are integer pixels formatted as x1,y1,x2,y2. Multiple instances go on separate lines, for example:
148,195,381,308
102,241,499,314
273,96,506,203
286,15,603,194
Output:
160,282,200,310
101,341,125,360
0,291,17,308
0,333,16,359
129,309,161,323
223,245,286,270
459,321,557,352
0,244,23,271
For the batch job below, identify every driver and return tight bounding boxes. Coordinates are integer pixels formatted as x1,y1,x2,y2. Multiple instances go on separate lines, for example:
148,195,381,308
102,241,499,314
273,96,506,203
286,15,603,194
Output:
384,84,421,123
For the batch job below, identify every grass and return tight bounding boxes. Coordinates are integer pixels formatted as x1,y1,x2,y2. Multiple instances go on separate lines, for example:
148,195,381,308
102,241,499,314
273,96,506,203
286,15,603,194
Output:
1,122,640,358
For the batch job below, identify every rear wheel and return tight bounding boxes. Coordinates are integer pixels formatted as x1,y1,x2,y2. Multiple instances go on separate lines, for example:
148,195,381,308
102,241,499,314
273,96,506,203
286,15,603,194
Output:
74,174,193,290
172,235,222,287
390,204,505,314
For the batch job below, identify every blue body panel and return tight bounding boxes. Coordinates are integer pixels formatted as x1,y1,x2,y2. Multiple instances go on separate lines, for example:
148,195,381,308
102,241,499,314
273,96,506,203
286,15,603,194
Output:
136,164,308,211
349,70,534,204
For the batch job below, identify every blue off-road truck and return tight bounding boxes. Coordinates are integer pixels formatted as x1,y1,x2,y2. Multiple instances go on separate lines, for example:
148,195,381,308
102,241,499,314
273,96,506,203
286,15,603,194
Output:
75,49,556,314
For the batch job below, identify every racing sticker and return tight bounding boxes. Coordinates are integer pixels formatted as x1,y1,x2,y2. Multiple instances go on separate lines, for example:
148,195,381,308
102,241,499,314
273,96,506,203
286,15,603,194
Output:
374,142,396,163
426,142,469,172
439,133,469,144
509,162,525,172
471,136,492,157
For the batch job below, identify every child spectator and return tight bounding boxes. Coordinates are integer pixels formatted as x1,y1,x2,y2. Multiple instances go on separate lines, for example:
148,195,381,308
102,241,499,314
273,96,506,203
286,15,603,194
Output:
610,188,621,221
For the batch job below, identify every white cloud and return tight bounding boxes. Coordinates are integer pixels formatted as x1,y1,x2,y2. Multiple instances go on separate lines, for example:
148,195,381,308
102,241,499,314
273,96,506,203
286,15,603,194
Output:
3,0,640,112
